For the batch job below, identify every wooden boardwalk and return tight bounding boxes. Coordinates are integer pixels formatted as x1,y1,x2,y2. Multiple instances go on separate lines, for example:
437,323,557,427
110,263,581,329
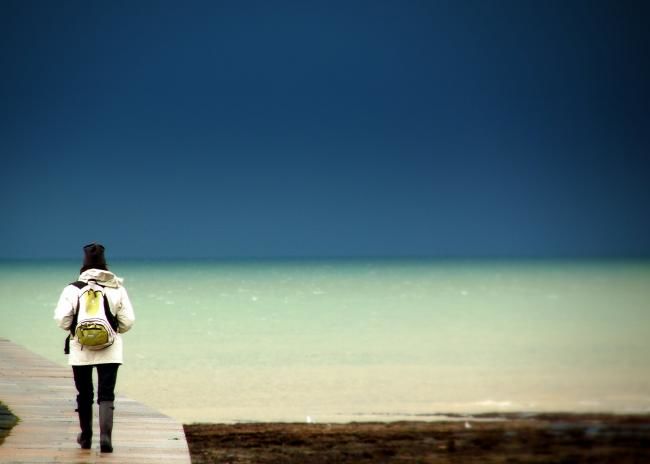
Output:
0,338,191,463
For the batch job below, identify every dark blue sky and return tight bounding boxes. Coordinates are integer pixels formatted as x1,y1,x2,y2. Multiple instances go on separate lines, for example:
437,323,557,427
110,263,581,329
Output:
1,0,649,259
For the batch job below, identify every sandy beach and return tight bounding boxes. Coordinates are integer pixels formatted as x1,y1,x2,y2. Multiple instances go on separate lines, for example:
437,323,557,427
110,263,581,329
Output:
184,413,650,463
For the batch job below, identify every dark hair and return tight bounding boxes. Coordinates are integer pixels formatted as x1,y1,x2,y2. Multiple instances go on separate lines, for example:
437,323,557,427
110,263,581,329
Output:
80,242,108,273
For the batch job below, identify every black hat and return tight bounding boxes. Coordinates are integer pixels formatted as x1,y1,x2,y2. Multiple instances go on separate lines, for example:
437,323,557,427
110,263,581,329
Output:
82,242,107,270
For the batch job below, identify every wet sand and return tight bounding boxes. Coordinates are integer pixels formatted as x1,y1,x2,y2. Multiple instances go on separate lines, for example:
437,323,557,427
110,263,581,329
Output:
184,413,650,463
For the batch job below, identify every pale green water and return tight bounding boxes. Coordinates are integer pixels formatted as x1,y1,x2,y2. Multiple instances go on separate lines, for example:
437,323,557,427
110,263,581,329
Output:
1,259,649,423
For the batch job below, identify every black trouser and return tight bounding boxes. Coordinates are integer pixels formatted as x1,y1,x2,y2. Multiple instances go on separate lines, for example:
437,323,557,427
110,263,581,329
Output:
72,363,120,406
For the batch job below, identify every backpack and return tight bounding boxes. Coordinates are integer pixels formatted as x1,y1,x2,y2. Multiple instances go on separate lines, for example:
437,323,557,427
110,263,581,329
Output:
63,280,119,354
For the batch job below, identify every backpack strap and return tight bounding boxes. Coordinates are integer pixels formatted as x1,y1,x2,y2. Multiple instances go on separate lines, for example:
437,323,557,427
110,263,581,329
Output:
64,281,86,354
69,280,88,331
102,292,119,332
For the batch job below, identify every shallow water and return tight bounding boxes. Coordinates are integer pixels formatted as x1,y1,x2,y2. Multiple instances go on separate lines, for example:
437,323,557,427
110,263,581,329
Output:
1,259,649,423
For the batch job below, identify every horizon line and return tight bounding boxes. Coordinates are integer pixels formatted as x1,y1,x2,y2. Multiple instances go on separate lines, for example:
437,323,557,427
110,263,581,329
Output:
1,254,649,262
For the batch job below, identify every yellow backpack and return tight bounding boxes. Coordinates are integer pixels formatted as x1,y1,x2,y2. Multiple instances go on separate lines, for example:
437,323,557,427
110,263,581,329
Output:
64,280,118,353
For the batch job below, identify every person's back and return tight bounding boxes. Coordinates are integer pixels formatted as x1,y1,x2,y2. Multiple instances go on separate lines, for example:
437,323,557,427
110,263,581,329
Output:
53,243,135,453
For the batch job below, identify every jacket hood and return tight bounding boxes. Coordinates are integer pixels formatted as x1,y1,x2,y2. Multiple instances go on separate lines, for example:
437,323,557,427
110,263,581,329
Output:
78,269,123,288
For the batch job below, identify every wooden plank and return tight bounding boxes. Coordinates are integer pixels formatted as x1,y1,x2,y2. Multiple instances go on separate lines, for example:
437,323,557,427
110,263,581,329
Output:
0,338,191,463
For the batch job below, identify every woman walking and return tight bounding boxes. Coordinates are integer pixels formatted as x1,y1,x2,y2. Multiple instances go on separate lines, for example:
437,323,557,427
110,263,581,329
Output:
54,243,135,453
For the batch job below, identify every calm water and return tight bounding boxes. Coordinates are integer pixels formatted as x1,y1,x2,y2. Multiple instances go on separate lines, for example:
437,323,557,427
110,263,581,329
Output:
1,259,649,423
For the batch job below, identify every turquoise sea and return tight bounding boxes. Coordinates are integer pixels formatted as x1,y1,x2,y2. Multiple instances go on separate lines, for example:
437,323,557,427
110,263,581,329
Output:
1,259,649,423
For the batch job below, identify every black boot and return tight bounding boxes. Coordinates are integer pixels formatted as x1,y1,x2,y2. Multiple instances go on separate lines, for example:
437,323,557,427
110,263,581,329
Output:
75,401,92,449
99,401,114,453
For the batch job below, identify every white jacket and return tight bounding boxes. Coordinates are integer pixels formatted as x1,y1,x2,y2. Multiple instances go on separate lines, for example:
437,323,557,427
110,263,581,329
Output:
54,269,135,366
